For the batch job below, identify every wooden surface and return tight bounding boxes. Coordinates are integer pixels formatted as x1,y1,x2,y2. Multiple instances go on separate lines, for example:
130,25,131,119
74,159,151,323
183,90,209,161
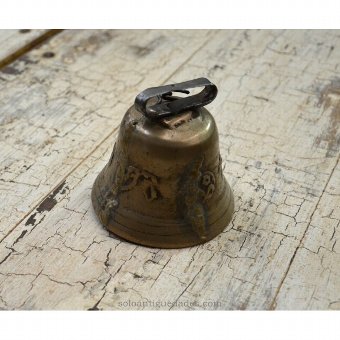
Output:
0,29,339,310
0,30,59,71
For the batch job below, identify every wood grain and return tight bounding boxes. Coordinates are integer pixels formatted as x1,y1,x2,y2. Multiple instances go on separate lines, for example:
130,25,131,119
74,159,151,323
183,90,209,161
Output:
274,160,339,309
0,29,213,239
0,30,339,310
0,30,59,70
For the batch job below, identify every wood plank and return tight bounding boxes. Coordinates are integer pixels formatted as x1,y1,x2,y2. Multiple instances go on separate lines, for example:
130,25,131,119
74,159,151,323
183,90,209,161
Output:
157,29,340,310
274,153,340,309
0,29,58,69
0,29,213,239
0,30,339,310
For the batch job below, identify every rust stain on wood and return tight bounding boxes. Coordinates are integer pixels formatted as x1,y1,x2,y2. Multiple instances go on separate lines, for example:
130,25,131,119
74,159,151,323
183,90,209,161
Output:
61,31,118,64
130,36,165,57
0,55,38,75
0,30,62,71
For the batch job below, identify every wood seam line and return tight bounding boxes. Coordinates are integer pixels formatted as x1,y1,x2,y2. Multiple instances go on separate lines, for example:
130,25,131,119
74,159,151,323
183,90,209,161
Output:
0,125,120,244
0,30,214,244
0,29,63,70
159,30,216,85
269,154,340,310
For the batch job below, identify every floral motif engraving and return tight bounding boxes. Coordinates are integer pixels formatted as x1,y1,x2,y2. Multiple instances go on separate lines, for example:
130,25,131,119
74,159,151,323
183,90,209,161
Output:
178,155,222,239
121,165,161,201
200,171,216,201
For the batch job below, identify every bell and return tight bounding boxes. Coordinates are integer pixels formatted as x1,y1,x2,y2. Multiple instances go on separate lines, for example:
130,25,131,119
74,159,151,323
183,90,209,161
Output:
92,78,234,248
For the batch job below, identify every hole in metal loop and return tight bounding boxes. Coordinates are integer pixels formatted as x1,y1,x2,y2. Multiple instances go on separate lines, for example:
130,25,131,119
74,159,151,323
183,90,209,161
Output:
134,78,218,120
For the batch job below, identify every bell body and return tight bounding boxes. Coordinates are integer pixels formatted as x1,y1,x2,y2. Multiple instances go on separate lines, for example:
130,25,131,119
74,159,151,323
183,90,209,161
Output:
92,105,234,248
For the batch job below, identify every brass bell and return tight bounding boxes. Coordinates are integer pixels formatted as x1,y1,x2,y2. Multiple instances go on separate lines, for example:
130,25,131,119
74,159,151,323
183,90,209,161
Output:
92,78,234,248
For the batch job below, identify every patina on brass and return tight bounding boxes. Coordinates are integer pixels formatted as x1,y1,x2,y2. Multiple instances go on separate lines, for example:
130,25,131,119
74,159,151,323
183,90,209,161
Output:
92,78,234,248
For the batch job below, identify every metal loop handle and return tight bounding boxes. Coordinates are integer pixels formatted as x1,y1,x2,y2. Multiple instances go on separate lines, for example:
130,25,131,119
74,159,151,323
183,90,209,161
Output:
134,78,218,120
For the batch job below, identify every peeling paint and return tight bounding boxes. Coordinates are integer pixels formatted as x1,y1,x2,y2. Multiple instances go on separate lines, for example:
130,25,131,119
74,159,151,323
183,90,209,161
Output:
315,78,340,157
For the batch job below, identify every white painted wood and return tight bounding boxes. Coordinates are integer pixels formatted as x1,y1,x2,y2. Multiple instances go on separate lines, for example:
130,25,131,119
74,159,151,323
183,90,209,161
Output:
274,150,340,310
0,30,339,310
0,29,48,66
0,29,213,239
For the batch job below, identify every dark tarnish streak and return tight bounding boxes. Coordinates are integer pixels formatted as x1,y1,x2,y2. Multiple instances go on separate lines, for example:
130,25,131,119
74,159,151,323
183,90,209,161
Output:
177,156,207,240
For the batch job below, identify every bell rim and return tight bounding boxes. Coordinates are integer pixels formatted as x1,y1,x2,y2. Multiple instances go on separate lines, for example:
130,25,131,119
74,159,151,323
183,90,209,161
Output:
94,195,234,249
91,178,234,248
